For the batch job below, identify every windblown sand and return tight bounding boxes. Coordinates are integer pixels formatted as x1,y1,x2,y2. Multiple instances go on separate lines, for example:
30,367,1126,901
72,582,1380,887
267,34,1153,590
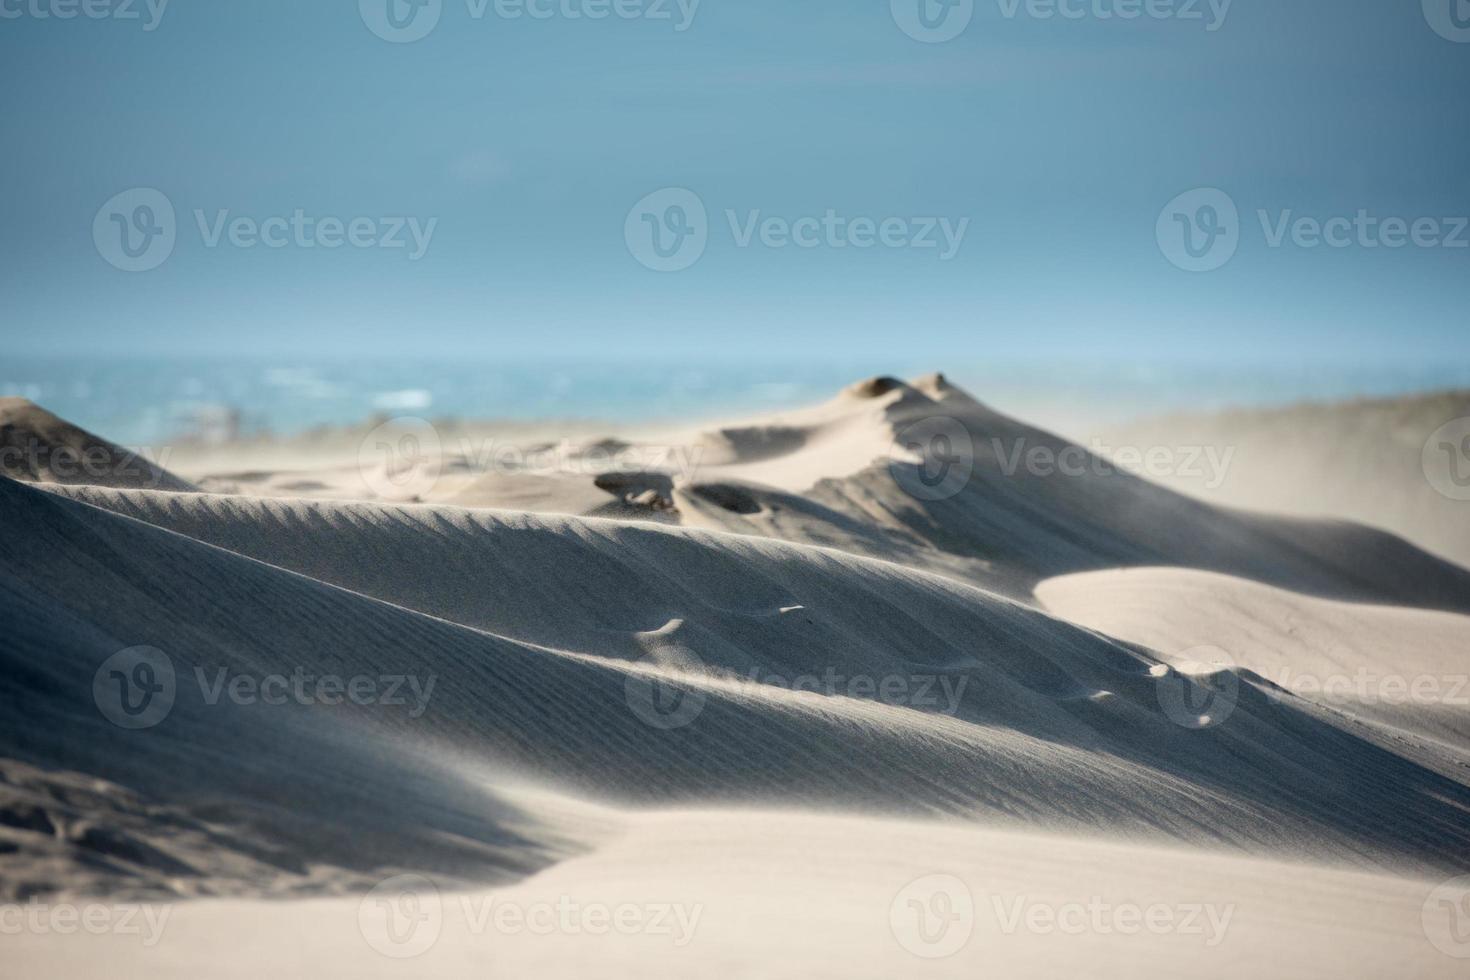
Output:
3,376,1468,978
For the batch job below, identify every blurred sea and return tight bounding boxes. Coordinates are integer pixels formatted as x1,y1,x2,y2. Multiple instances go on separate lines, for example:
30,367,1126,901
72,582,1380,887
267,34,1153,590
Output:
3,355,1467,448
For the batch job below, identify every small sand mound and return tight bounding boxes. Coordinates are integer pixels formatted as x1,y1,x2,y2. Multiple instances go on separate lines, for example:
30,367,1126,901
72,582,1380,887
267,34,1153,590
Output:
594,471,676,510
683,481,763,515
911,371,952,398
0,398,192,491
843,376,908,399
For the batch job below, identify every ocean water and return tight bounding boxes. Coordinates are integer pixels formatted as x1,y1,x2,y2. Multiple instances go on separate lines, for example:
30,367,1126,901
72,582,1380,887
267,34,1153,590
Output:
3,356,1467,448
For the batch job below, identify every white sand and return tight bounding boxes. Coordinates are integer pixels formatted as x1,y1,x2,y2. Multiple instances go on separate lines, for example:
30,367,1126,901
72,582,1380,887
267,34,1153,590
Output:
3,375,1468,977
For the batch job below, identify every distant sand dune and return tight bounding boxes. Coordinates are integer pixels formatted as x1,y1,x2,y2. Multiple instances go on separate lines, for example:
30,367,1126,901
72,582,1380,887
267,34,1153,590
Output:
1095,389,1470,568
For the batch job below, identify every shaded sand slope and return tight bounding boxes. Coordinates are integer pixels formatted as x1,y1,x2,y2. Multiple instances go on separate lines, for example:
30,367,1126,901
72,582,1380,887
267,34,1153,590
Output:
675,377,1470,610
9,810,1460,980
0,398,193,492
8,478,1470,891
1038,567,1470,752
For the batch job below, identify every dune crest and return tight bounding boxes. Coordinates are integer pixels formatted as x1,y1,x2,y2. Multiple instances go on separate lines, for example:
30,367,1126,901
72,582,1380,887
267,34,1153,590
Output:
0,398,193,492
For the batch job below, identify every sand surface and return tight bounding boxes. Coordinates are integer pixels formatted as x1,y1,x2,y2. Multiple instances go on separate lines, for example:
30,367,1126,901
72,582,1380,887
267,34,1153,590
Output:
1094,389,1470,568
3,376,1469,977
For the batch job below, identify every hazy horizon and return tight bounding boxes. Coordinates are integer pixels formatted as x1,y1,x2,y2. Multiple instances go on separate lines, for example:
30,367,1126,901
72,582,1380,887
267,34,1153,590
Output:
6,351,1468,446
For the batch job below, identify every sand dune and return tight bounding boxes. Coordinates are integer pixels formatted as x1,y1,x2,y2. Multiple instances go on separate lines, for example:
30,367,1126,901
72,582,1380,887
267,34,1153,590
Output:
13,476,1465,875
183,375,1470,612
0,398,193,492
1038,567,1470,755
1095,389,1470,568
5,376,1470,977
741,377,1470,611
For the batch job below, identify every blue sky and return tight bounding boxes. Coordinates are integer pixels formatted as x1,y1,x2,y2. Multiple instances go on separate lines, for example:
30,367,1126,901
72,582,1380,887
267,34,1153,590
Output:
2,0,1467,364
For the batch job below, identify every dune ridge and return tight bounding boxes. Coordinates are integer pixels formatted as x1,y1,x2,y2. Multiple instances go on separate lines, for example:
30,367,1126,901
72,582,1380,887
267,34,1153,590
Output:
4,375,1469,977
0,398,193,493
